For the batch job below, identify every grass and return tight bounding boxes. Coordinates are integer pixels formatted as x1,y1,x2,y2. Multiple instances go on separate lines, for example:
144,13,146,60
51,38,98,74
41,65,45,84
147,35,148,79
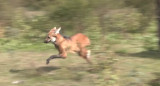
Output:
116,53,160,86
0,51,109,86
0,33,160,86
0,49,159,86
0,38,55,52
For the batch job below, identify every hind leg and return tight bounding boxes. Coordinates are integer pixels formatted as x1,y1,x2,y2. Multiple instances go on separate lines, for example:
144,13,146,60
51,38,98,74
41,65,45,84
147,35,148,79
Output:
78,48,92,64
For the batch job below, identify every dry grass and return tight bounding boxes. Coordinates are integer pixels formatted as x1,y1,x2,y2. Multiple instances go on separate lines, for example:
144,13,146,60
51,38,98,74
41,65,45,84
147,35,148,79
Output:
0,50,159,86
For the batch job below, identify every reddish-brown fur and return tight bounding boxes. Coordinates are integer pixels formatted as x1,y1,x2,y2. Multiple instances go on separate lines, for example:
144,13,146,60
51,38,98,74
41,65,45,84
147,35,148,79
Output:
44,27,91,64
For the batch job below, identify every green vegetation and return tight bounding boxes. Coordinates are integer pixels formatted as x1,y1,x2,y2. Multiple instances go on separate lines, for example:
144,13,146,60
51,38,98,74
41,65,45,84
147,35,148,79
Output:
0,43,159,86
0,0,159,86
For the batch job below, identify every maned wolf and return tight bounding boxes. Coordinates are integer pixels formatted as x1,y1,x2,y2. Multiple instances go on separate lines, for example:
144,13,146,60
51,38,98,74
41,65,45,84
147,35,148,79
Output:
44,27,91,64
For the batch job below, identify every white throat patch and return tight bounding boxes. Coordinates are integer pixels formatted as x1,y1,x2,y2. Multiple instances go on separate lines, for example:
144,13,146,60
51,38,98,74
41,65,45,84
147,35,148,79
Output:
51,37,56,43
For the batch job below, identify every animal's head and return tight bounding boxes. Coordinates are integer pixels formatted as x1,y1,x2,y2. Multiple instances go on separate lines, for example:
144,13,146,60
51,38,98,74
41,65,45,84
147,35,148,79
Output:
44,27,61,43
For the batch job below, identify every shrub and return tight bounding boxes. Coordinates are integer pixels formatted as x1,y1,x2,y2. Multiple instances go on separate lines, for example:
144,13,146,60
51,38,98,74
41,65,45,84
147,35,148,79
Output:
104,8,143,33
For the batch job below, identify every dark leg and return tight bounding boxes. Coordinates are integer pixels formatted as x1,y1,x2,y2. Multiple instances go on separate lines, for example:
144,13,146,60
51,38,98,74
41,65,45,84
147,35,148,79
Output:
46,55,61,65
46,53,67,65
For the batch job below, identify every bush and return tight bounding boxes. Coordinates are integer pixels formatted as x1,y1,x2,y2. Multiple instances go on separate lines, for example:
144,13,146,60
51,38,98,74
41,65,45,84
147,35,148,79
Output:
104,8,143,33
83,15,103,50
142,34,159,50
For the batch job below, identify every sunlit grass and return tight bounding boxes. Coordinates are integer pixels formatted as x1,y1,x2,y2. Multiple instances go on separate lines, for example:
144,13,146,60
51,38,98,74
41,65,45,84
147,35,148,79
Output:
0,33,159,86
0,49,159,86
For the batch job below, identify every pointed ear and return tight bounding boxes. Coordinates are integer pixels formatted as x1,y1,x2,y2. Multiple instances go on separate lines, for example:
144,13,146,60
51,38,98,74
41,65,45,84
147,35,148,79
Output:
55,27,61,34
53,27,56,30
50,27,56,32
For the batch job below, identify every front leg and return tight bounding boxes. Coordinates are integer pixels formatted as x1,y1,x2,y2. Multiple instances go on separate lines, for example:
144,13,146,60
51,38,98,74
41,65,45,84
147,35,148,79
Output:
46,53,67,65
46,55,60,64
46,45,67,65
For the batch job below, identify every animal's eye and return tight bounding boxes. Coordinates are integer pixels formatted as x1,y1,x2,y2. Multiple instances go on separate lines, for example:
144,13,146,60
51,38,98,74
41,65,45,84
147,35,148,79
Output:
48,37,50,38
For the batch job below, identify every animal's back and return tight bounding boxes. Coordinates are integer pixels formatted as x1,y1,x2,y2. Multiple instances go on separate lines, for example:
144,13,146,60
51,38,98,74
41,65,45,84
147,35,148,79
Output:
71,33,90,47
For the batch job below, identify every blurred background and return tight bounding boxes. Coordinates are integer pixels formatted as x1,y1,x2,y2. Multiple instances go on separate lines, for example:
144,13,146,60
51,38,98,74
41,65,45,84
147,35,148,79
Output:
0,0,160,86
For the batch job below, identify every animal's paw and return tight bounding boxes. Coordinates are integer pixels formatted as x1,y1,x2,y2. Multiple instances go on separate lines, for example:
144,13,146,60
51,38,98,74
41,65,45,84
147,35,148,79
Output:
46,59,50,65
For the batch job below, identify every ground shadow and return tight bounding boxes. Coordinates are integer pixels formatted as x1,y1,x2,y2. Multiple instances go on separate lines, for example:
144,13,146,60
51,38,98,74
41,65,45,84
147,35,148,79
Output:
149,72,160,86
36,66,61,73
129,50,160,59
116,50,160,59
9,66,61,78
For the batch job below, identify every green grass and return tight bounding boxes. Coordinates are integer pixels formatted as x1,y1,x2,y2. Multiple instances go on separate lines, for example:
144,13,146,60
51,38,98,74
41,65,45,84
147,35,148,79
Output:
0,51,114,86
0,49,159,86
116,52,160,86
0,38,55,52
0,33,160,86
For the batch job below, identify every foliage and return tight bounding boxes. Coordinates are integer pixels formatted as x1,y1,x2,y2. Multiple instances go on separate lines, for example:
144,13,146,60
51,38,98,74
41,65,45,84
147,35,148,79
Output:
0,0,159,86
104,8,143,33
142,34,159,50
83,15,103,50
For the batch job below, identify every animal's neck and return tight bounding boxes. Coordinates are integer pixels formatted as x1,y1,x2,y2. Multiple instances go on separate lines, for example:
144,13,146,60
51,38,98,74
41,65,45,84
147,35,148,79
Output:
54,34,65,45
